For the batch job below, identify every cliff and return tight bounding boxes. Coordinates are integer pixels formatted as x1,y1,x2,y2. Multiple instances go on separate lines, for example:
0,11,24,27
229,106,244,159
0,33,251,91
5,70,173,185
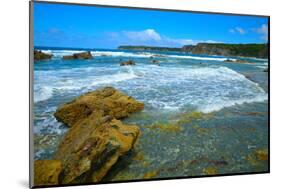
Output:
183,43,268,58
118,43,268,59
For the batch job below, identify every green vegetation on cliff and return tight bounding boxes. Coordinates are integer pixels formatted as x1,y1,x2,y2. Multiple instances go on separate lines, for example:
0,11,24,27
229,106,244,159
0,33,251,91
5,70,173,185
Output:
118,43,268,58
184,43,268,58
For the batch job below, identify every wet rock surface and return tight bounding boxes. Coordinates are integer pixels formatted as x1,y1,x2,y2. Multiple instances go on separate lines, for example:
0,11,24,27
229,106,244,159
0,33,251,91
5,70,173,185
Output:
120,60,135,66
63,51,93,60
35,87,145,185
34,160,62,186
54,87,144,127
34,50,53,61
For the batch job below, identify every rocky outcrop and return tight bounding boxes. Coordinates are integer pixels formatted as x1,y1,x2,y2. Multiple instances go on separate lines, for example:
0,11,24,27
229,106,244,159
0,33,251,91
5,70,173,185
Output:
34,160,62,186
150,59,160,66
34,50,53,61
120,60,135,66
54,87,144,127
183,43,268,59
63,51,93,60
52,87,144,184
55,115,140,184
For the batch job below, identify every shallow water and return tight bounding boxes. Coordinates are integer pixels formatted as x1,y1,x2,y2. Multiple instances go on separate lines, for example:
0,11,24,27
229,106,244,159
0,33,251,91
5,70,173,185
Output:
33,48,269,180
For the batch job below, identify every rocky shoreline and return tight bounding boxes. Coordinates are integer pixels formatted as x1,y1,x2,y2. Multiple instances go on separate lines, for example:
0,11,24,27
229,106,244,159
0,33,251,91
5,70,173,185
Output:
34,87,144,186
118,43,268,59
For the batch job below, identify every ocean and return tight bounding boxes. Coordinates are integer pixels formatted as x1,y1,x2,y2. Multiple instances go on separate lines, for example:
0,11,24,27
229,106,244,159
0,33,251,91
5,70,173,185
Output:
33,47,269,179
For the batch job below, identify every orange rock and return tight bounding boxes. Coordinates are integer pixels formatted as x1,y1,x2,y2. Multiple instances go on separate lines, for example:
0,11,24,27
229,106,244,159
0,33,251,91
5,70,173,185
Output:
34,160,62,186
54,87,144,127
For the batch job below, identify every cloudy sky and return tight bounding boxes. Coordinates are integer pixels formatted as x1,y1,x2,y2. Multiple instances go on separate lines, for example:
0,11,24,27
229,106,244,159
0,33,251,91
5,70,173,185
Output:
34,2,269,49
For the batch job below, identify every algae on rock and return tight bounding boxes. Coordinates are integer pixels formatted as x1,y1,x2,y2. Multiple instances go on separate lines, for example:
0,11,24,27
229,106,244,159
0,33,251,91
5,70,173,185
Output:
52,87,144,184
34,160,62,186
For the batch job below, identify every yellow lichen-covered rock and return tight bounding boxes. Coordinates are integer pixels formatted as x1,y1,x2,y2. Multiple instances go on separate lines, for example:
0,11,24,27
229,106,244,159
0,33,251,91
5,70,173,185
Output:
34,160,62,186
54,87,144,127
143,170,159,179
254,149,268,161
203,167,218,175
55,111,141,184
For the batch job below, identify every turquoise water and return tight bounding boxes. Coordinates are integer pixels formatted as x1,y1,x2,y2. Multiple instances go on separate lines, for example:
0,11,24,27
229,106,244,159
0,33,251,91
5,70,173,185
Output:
33,48,269,179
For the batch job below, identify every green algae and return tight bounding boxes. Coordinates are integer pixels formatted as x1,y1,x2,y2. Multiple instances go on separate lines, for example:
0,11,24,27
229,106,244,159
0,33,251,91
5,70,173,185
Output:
176,111,214,125
145,122,184,133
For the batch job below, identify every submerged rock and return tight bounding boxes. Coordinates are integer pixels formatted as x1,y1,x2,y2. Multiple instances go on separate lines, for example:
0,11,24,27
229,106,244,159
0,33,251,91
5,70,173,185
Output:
151,59,160,66
63,51,93,60
120,60,135,66
34,50,53,61
53,87,144,184
34,160,62,186
54,87,144,127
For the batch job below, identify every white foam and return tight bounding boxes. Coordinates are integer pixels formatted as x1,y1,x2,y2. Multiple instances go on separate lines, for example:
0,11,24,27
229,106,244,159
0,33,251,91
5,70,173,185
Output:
167,55,236,61
34,58,268,114
91,50,236,61
112,66,268,113
34,66,139,102
198,94,268,113
91,51,155,58
42,50,86,58
91,67,138,85
34,86,53,103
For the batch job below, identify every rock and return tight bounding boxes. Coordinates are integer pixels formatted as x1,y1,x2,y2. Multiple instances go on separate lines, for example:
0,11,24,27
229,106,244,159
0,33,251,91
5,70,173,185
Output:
203,167,218,175
120,60,135,66
55,111,141,184
152,59,160,63
34,50,53,61
143,170,159,179
254,149,268,161
53,87,144,184
150,59,160,66
183,43,268,59
54,87,144,127
34,160,62,186
63,51,93,60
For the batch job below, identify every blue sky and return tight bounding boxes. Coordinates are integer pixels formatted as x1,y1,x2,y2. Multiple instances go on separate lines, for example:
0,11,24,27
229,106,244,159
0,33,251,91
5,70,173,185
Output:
34,2,268,49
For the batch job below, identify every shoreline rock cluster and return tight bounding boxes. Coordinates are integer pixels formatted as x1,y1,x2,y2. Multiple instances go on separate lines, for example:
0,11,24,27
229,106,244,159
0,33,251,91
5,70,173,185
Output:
34,50,53,61
34,87,144,186
119,43,268,59
63,51,93,60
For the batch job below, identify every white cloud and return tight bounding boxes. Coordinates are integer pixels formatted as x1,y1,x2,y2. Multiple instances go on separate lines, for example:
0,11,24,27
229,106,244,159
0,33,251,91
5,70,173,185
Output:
253,24,268,41
229,29,235,33
105,29,222,47
230,27,246,35
236,27,246,35
123,29,161,41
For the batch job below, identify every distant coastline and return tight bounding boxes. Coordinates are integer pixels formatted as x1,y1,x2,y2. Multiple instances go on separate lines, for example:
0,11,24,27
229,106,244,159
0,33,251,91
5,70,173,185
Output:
118,43,268,59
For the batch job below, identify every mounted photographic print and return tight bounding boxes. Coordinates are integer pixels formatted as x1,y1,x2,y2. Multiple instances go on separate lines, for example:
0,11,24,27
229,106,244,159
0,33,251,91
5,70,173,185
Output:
30,1,269,188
